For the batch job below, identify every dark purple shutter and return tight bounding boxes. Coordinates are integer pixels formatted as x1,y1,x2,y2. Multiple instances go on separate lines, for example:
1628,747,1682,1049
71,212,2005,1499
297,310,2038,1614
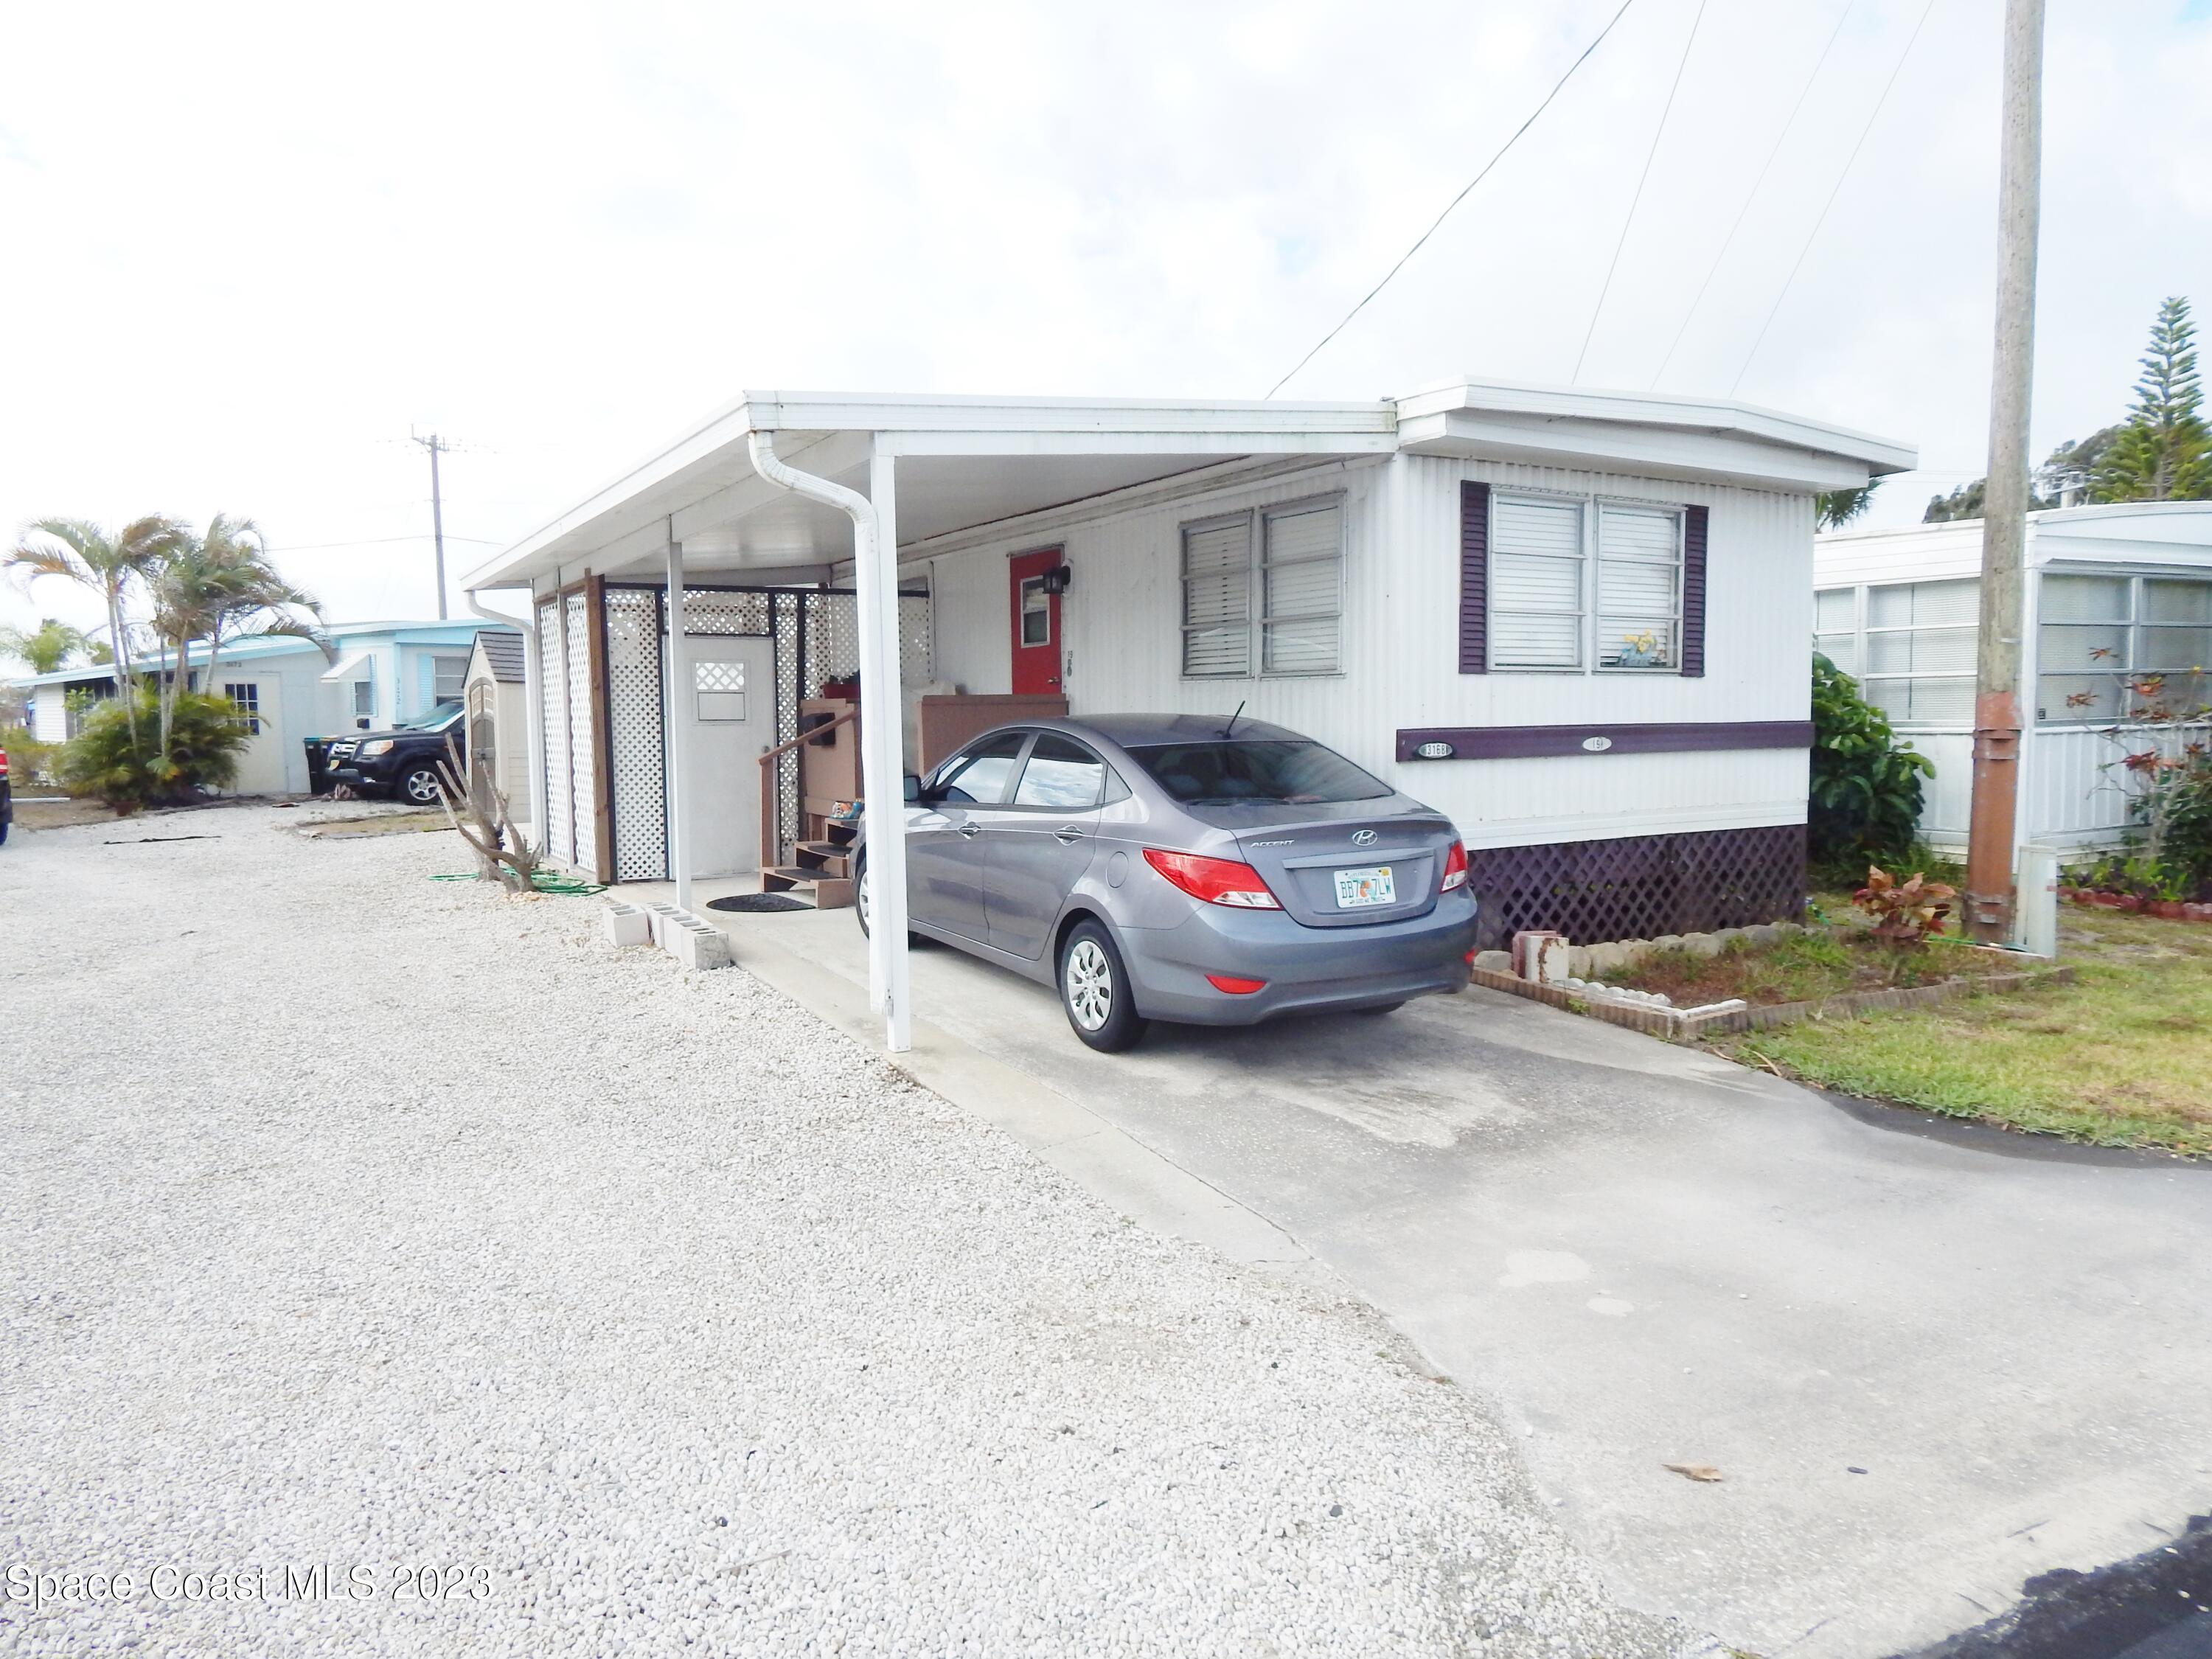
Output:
1681,504,1708,678
1459,481,1490,674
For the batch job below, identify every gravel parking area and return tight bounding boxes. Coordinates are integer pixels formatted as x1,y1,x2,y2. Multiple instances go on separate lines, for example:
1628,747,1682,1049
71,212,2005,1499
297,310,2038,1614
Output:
0,810,1685,1658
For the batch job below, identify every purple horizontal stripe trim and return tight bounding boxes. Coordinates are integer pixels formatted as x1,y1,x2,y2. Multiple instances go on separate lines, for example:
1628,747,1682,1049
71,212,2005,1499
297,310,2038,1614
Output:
1395,721,1815,762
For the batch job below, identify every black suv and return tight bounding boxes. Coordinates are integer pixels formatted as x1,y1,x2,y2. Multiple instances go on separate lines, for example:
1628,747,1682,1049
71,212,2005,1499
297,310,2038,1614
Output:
324,703,466,805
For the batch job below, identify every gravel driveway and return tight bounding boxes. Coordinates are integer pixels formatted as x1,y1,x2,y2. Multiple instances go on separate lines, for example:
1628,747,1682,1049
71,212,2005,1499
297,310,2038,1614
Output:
0,808,1683,1658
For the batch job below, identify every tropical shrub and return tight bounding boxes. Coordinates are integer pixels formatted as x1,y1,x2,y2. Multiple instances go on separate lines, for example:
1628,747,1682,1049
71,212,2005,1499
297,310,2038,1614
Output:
1810,653,1934,875
0,725,60,786
56,689,249,813
1852,866,1958,947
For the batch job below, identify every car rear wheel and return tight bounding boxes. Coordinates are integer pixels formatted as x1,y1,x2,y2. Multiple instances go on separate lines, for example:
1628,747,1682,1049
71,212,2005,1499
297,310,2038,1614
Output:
397,762,445,807
1060,919,1148,1052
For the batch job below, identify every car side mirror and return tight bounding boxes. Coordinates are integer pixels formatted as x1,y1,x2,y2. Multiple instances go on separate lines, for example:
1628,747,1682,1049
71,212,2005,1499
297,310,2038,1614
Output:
903,773,923,803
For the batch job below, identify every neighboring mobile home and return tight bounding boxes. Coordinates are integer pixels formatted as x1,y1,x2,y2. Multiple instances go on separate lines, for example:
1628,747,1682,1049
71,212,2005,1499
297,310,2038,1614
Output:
1814,501,2212,854
464,383,1909,1019
13,619,509,795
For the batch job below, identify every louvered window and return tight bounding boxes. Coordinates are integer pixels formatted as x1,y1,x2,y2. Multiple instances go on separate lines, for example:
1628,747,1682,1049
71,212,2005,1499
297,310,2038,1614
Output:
1490,498,1587,669
1596,504,1683,669
1815,587,1859,672
2036,572,2212,723
1181,516,1251,677
1859,578,1980,726
1181,496,1343,678
1261,500,1342,674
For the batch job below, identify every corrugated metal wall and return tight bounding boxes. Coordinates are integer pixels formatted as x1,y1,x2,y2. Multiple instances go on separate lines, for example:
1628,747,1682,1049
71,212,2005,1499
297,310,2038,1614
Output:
917,453,1813,850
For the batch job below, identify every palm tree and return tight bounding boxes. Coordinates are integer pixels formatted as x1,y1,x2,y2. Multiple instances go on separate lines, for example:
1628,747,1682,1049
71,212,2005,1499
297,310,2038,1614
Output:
149,516,327,748
0,616,92,675
7,517,189,748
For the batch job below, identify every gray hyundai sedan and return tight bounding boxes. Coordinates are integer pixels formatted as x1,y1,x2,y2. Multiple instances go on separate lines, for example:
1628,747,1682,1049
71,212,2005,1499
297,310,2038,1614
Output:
855,714,1476,1051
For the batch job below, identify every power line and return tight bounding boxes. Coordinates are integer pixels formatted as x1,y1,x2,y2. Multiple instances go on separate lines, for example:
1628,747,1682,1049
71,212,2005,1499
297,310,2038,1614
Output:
1572,0,1711,384
1265,0,1641,399
1729,0,1941,396
266,533,504,554
1649,0,1857,390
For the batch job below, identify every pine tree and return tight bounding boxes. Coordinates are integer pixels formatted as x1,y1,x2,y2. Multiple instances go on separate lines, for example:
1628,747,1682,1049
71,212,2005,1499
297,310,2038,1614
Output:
2093,296,2212,502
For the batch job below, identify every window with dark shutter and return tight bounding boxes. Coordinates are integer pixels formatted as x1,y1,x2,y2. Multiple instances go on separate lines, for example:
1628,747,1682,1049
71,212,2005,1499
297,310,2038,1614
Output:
1681,504,1709,678
1459,481,1490,674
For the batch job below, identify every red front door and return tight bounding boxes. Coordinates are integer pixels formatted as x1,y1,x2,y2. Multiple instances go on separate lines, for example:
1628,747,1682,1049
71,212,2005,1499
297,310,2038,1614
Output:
1008,547,1063,695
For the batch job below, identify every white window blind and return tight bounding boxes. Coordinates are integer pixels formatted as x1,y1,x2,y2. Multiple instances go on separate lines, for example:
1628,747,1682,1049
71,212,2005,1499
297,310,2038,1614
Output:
1596,505,1682,669
1490,497,1585,669
1260,501,1342,675
1181,518,1251,677
433,654,469,703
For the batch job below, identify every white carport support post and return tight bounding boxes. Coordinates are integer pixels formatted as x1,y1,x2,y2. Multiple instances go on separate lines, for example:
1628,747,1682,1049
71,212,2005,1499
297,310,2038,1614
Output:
663,528,693,913
745,431,913,1052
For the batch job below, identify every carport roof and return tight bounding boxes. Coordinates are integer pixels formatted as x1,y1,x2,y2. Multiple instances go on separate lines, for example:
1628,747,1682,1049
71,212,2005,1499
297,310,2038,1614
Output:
461,383,1916,592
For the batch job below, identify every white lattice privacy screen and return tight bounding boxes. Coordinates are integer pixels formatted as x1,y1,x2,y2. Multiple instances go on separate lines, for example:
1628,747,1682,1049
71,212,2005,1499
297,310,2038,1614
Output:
532,582,933,883
563,591,598,877
603,588,668,882
537,597,573,866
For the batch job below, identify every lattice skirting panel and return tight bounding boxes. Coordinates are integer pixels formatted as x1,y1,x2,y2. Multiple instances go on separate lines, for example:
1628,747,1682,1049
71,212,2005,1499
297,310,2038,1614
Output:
1467,824,1808,951
602,587,668,882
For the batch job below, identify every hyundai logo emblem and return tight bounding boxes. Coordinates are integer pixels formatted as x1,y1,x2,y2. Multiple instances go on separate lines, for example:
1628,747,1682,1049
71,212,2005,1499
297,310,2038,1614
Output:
1351,829,1378,847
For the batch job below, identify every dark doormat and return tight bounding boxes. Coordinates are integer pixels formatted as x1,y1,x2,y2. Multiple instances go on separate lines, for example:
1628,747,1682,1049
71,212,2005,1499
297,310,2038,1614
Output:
706,893,810,914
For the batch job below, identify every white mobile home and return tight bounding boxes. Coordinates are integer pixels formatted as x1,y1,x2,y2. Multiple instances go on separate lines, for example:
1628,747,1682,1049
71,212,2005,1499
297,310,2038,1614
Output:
465,382,1910,1047
13,619,511,795
1813,501,2212,853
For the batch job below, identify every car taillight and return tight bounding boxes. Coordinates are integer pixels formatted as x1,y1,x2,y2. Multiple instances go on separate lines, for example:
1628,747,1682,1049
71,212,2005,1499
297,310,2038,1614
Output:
0,749,9,779
1142,848,1281,910
1440,839,1467,893
1206,974,1267,995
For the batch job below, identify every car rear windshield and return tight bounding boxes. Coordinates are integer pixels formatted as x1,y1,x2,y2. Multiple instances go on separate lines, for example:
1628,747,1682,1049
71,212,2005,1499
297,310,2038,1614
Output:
1128,740,1390,806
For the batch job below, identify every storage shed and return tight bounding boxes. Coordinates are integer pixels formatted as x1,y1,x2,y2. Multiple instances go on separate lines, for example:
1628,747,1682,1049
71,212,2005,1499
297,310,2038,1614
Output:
1814,501,2212,853
464,627,531,813
464,382,1910,1048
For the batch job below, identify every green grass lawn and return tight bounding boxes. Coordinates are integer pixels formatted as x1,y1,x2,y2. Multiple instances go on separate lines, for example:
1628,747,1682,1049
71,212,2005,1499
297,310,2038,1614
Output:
1707,906,2212,1158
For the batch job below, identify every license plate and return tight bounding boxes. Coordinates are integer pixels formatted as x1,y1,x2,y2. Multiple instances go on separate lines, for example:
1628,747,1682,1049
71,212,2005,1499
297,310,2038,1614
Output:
1334,866,1396,908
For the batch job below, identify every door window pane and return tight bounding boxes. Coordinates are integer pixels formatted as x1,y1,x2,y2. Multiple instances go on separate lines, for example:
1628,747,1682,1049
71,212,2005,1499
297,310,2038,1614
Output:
695,659,747,721
933,732,1028,804
1012,734,1106,807
1020,578,1051,647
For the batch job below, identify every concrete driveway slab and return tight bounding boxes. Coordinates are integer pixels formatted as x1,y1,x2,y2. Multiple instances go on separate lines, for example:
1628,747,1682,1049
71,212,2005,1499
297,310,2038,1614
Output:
702,902,2212,1659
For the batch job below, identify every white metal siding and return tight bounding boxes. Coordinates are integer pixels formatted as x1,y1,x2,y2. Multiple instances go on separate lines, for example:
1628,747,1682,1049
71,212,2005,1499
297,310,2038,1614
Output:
913,453,1812,850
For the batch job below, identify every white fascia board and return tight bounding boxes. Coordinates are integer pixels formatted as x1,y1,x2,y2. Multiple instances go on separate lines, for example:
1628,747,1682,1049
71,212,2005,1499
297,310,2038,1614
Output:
745,389,1394,442
1394,377,1916,476
1397,408,1877,493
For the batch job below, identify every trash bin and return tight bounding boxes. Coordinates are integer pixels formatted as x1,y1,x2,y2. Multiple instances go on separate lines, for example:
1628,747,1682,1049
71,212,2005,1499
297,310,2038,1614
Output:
304,737,333,796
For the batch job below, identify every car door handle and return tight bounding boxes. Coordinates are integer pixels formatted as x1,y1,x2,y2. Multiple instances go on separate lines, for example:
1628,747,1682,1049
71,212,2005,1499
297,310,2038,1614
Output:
956,822,982,838
1053,826,1085,844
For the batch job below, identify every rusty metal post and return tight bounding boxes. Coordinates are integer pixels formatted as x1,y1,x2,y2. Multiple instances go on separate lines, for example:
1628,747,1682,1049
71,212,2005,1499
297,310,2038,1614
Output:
1965,0,2044,942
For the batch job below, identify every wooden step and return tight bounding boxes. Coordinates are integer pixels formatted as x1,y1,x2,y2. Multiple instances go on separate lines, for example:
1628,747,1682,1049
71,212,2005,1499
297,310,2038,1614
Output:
761,866,856,910
793,840,854,878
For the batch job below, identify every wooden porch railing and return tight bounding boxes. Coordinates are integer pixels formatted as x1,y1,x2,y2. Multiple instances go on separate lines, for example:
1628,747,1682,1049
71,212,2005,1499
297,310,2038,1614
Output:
756,706,858,876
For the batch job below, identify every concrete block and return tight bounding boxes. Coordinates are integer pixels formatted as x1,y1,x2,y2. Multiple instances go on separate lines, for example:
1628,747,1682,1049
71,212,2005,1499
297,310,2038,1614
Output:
602,902,652,948
1512,930,1570,984
1583,940,1632,977
643,902,681,948
664,915,732,971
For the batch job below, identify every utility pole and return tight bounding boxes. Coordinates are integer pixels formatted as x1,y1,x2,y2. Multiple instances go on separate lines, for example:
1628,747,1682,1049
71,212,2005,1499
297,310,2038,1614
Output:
1964,0,2044,943
411,429,451,621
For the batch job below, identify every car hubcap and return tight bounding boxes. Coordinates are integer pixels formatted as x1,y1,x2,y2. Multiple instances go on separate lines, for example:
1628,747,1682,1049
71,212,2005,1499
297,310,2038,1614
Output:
857,866,871,928
1065,939,1112,1031
408,773,439,803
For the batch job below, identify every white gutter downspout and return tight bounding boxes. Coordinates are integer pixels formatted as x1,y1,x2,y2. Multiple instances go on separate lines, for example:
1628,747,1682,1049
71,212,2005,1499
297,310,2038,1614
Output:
467,588,545,849
747,429,913,1054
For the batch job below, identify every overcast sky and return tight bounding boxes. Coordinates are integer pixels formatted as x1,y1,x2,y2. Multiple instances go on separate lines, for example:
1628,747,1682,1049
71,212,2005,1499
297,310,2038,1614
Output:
3,0,2207,650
